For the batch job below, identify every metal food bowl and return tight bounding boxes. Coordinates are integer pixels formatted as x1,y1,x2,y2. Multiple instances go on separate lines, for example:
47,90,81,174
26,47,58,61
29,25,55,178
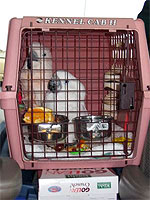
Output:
73,115,113,141
28,115,68,144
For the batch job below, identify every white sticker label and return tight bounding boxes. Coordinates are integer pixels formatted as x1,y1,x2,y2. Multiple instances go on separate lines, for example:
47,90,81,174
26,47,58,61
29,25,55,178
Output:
87,122,109,132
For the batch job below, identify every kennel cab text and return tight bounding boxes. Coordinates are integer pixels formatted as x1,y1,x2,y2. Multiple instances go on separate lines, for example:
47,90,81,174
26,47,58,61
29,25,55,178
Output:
36,17,117,26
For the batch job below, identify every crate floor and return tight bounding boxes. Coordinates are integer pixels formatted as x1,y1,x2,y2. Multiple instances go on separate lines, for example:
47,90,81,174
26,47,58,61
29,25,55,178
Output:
24,124,133,160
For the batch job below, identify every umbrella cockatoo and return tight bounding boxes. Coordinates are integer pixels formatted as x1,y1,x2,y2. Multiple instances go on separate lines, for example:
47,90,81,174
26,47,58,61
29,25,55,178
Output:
45,70,88,142
20,42,52,107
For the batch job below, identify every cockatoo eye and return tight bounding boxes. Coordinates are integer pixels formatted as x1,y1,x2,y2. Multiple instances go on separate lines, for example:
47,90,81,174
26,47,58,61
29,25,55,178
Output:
65,80,69,84
43,53,47,57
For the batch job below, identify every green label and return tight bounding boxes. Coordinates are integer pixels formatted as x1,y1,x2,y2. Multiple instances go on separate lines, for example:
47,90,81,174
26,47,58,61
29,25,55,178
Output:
97,182,111,189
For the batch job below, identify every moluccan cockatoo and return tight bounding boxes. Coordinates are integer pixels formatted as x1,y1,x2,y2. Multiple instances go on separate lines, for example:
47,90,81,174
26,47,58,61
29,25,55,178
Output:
20,42,52,108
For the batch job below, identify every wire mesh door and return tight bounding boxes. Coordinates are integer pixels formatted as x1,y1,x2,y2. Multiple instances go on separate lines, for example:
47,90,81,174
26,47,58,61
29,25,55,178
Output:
18,28,142,161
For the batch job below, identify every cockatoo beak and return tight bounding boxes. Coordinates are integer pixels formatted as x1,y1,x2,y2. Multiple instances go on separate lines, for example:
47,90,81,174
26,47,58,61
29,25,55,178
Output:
27,50,39,69
48,74,62,93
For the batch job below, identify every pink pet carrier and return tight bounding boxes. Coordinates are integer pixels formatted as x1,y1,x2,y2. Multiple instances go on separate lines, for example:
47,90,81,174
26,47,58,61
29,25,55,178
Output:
0,17,150,169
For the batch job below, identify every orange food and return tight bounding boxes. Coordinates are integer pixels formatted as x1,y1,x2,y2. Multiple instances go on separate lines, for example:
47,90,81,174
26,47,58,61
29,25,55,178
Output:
23,107,55,124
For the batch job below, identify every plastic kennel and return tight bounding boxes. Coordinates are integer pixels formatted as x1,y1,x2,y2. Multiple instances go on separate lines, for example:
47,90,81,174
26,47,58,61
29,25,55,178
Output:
0,17,150,169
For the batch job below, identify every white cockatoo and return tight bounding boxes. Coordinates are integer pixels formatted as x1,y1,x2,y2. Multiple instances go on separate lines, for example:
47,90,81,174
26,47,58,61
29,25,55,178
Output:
45,70,87,119
45,70,88,142
20,42,52,107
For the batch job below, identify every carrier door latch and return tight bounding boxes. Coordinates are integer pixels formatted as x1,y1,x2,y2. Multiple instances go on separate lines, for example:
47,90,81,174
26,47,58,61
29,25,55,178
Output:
119,82,135,110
